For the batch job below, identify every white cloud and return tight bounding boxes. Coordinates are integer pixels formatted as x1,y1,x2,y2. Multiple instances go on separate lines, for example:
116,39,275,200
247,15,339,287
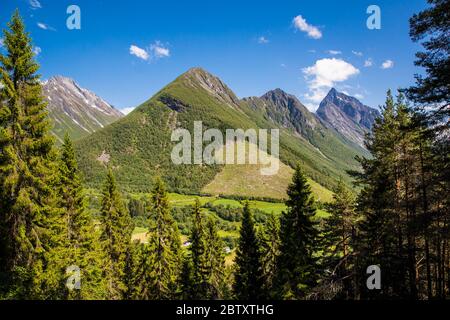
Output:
302,58,360,110
280,63,286,68
354,93,364,99
0,38,3,48
327,50,341,55
364,58,373,67
308,49,316,53
293,15,322,39
381,59,394,69
130,42,170,62
29,0,42,9
129,45,149,61
37,22,55,31
120,107,135,115
33,46,41,56
150,41,170,58
352,50,363,57
258,36,269,44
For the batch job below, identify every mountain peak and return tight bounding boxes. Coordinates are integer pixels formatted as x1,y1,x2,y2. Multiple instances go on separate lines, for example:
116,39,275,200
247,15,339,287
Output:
317,88,380,147
43,75,123,143
179,67,241,108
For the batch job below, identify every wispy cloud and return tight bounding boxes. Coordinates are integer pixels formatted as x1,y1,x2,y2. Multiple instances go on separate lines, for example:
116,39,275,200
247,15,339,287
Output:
129,45,149,60
327,50,341,55
352,50,363,57
37,22,56,31
150,41,170,59
364,58,373,67
302,58,360,110
293,15,322,39
29,0,42,9
129,41,170,62
258,36,269,44
0,38,4,48
381,59,394,69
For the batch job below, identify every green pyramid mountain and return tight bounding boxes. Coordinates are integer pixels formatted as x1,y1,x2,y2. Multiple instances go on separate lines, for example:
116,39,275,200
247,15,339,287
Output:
75,67,367,199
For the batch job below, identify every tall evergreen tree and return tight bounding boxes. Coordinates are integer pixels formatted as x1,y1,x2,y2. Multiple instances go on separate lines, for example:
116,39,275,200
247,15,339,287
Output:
0,10,61,299
55,133,105,299
187,199,210,299
405,0,449,127
135,178,181,300
204,218,226,299
233,202,264,299
99,168,133,300
260,214,281,299
321,179,357,299
275,165,320,299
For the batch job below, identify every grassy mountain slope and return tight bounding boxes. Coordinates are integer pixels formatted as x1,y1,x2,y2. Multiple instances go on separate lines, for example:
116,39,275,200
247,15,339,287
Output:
75,67,364,199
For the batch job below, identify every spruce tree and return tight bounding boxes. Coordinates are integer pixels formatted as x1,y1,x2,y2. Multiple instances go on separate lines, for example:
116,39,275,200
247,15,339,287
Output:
99,168,133,300
321,179,357,299
56,133,105,299
204,218,226,299
233,202,264,300
260,214,281,299
137,178,181,300
275,165,320,299
188,199,210,299
0,10,61,299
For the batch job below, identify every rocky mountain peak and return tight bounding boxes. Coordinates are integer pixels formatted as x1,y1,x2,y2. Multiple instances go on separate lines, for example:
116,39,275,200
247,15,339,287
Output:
316,88,380,147
182,67,241,108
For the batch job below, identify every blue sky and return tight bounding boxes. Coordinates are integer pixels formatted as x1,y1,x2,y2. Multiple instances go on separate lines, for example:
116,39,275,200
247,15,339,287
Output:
0,0,428,113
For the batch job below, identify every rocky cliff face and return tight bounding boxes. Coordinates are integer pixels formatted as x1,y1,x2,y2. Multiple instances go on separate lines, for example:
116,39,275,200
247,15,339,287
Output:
316,88,380,147
43,76,123,142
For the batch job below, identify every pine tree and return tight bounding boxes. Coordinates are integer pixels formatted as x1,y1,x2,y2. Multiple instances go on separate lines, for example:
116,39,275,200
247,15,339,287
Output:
321,179,357,299
204,218,226,299
99,168,133,300
136,178,181,300
405,0,450,126
233,202,264,299
187,199,210,299
0,10,61,299
260,214,281,299
275,165,320,299
53,133,105,299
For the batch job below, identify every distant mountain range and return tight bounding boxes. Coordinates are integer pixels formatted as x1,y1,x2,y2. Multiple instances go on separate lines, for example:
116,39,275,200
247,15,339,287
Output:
47,67,378,200
43,76,123,143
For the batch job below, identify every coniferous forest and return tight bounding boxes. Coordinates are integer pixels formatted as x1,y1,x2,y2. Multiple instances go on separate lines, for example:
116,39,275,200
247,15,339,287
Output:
0,1,449,301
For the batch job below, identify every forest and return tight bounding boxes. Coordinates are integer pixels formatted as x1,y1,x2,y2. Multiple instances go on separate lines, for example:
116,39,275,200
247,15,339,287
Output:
0,0,448,300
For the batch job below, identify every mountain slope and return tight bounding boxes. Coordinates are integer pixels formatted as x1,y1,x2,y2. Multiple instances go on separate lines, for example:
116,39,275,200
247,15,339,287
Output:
316,88,380,147
43,76,123,143
74,68,366,199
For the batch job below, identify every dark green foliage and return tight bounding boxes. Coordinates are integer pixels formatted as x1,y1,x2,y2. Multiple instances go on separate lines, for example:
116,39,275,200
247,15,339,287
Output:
0,11,61,299
233,202,264,299
99,168,133,299
320,180,357,299
275,165,320,299
352,89,450,299
55,134,106,299
134,178,182,299
185,199,210,299
204,218,227,299
405,0,450,126
260,214,281,299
